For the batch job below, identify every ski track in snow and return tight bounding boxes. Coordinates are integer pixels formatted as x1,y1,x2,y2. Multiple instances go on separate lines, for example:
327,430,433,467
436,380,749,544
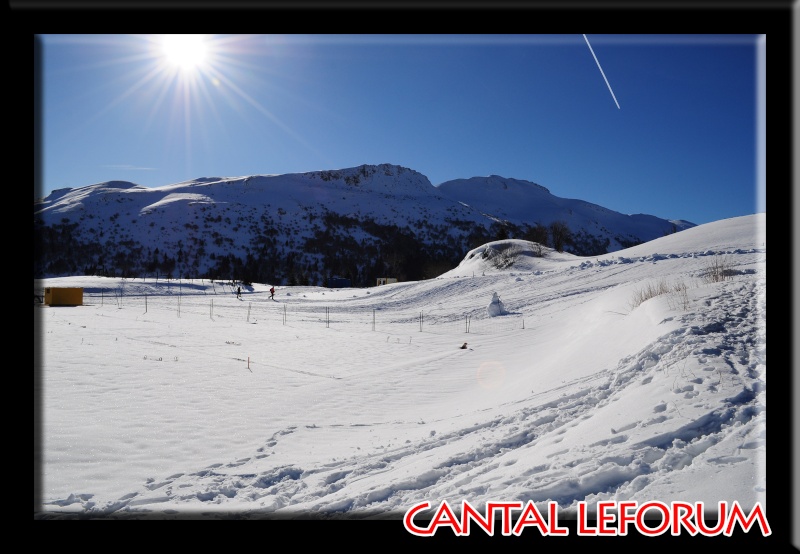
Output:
35,243,766,520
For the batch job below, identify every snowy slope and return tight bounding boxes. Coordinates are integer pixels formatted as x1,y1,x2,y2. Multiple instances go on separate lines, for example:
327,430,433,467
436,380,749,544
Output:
34,164,697,284
34,214,766,521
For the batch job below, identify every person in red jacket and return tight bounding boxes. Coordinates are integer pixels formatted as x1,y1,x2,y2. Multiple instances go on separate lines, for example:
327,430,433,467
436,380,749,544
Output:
269,286,275,300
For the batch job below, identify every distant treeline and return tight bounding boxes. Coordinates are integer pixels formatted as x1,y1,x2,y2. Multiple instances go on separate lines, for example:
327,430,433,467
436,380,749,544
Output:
34,209,637,285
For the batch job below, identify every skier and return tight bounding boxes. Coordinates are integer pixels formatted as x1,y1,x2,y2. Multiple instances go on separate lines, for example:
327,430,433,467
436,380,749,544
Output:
270,286,275,300
236,286,242,299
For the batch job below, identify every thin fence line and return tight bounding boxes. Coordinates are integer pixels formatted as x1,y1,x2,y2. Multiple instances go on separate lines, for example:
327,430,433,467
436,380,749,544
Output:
78,292,529,334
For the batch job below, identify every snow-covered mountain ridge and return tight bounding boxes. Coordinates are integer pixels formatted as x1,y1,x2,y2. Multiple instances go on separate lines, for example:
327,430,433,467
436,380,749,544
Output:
34,163,695,286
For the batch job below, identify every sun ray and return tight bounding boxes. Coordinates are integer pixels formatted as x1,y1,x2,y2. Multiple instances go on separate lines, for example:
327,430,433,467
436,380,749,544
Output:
46,34,335,179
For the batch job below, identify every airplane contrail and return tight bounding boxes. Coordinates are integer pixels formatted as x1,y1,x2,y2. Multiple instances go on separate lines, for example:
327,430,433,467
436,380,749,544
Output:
583,34,620,109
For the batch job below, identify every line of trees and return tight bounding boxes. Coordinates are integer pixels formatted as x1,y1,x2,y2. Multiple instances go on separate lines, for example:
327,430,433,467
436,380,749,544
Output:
36,210,609,284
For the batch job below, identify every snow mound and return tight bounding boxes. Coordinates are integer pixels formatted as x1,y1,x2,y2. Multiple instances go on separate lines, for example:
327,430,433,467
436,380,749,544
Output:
439,239,578,278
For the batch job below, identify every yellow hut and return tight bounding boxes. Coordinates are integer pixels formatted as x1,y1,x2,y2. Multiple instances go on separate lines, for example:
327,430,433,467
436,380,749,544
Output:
44,287,84,306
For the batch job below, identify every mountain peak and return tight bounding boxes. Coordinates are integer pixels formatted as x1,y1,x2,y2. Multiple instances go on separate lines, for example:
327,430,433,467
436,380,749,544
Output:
299,163,434,196
35,163,696,284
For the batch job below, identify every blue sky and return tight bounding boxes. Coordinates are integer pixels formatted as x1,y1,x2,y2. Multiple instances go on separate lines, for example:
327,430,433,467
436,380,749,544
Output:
37,34,764,226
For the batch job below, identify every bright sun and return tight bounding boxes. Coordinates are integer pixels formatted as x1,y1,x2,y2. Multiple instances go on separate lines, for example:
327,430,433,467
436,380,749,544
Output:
160,34,209,72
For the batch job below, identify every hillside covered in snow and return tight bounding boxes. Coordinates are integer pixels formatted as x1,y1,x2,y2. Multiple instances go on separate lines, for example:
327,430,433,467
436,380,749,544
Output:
35,163,694,286
34,214,766,526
